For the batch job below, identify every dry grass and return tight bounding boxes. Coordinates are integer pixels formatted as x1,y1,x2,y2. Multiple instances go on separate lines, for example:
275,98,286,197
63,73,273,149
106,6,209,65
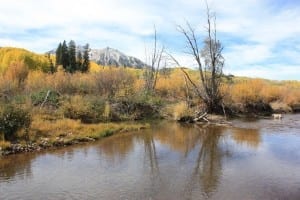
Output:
166,101,193,120
0,140,11,150
270,101,292,113
29,113,149,143
225,78,300,106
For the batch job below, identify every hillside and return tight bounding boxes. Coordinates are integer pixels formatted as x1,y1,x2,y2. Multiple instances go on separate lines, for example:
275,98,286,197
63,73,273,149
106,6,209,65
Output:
0,47,51,73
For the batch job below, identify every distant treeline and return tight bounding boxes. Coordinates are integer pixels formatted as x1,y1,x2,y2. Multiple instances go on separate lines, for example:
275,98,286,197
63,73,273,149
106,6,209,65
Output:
55,40,90,73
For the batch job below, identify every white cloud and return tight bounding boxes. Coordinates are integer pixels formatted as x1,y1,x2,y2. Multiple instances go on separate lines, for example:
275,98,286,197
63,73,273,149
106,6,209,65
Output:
0,0,299,80
226,64,300,80
224,44,273,67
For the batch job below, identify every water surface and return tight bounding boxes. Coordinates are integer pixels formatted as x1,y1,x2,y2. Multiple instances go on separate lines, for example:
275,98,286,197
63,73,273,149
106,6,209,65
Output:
1,114,300,200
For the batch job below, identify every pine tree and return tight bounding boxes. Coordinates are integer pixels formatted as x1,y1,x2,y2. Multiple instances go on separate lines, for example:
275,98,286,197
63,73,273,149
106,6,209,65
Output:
68,40,76,73
76,50,83,71
61,40,69,71
82,43,90,73
55,43,62,66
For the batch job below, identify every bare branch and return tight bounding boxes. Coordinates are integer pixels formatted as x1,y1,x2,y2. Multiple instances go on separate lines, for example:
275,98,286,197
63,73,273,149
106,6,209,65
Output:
165,52,205,100
175,1,225,114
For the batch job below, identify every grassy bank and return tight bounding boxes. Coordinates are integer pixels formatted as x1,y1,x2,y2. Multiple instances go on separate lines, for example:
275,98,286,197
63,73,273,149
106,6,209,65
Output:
0,111,149,155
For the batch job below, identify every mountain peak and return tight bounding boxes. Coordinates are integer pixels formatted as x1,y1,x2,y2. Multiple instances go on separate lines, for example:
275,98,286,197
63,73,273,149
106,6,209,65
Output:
90,47,146,68
48,46,147,68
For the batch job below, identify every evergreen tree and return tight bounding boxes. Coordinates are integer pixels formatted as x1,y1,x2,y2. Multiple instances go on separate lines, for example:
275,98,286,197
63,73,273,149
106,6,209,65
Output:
82,43,90,72
55,43,62,66
68,40,76,73
61,40,69,70
76,50,83,71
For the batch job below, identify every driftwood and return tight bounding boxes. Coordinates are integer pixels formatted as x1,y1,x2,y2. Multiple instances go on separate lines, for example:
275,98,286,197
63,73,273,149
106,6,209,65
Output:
179,110,232,126
193,112,209,122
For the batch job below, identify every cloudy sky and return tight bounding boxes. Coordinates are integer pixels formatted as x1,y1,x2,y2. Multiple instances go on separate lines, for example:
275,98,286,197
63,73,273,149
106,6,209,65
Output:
0,0,299,80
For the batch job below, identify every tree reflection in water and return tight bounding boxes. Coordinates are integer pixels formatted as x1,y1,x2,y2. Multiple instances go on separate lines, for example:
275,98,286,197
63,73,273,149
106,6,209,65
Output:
0,121,263,199
185,125,223,198
0,153,36,182
96,133,135,164
143,123,225,198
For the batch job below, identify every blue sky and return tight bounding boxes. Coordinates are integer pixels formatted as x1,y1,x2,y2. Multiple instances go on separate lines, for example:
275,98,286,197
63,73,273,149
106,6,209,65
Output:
0,0,299,80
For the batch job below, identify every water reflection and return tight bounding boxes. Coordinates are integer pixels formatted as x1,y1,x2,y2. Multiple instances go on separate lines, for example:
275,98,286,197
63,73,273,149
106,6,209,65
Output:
153,123,201,155
0,153,35,182
231,128,261,148
184,125,224,197
143,131,159,176
0,116,300,200
141,123,227,198
97,133,134,164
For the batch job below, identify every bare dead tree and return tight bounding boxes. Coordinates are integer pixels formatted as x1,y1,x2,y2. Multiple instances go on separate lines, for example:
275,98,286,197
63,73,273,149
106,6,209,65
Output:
144,26,165,93
172,2,224,114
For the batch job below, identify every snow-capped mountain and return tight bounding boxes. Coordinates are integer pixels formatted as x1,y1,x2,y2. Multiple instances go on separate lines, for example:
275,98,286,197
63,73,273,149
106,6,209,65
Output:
90,47,146,68
48,46,147,68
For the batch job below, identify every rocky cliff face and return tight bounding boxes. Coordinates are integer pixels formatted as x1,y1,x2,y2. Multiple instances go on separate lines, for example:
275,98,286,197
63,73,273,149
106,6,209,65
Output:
90,47,146,68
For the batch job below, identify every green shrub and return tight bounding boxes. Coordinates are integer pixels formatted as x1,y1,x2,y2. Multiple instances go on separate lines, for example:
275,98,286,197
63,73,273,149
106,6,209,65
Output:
111,94,163,121
31,89,60,108
62,95,106,123
0,104,31,141
102,129,114,137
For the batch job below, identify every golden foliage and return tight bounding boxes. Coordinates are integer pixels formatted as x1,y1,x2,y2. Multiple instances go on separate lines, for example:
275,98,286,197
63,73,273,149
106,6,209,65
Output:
89,61,102,73
5,61,29,87
167,101,192,120
227,78,300,106
0,47,51,73
230,79,265,103
155,68,200,99
0,46,299,112
0,140,11,149
93,67,136,98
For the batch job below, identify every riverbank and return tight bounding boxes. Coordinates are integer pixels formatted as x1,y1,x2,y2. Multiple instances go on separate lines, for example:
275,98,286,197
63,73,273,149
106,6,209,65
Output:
2,99,299,157
0,118,149,156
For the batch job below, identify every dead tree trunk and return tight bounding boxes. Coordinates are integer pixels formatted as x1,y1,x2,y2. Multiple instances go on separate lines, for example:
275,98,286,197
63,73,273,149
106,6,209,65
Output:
174,1,224,114
144,26,165,94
